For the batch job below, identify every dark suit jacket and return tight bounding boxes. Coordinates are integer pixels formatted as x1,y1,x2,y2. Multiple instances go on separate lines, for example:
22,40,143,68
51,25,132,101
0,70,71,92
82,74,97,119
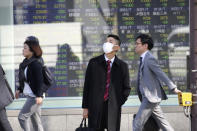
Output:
82,54,130,131
18,58,44,97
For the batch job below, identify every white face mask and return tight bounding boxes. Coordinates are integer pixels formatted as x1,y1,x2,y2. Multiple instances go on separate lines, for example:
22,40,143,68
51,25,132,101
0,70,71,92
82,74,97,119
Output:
103,42,114,54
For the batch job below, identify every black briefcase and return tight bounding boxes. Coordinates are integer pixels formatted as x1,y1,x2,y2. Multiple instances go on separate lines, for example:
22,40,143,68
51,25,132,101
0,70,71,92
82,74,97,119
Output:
133,114,160,131
75,118,94,131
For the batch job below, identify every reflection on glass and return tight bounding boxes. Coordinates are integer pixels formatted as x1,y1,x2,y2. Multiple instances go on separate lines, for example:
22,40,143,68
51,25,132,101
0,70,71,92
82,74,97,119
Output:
11,0,189,97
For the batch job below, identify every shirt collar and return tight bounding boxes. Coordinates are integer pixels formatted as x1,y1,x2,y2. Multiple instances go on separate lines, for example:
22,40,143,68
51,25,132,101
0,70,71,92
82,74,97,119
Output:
104,54,115,64
140,50,148,62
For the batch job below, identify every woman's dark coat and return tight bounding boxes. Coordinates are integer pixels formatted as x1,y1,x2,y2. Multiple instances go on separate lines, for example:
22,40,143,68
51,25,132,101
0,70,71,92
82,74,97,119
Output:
18,57,44,97
82,54,131,131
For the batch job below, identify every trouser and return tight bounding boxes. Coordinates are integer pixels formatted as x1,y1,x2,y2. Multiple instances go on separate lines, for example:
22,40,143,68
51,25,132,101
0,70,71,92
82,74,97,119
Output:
96,100,108,131
18,97,44,131
133,97,174,131
0,108,13,131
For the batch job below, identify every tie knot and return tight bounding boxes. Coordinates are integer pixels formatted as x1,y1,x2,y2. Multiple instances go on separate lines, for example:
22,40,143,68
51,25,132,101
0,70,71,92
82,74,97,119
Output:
107,60,111,64
140,57,142,62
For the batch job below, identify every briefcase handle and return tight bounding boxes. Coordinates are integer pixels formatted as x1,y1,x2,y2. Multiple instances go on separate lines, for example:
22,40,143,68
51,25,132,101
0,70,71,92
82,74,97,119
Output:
80,118,87,127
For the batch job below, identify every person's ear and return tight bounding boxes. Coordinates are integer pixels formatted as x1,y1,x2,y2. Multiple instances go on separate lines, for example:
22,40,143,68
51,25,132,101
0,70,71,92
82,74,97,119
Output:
144,43,148,49
113,45,120,51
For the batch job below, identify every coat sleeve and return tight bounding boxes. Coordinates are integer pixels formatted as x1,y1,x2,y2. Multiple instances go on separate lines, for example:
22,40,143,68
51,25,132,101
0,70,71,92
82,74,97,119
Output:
82,60,93,108
147,57,177,90
121,63,131,105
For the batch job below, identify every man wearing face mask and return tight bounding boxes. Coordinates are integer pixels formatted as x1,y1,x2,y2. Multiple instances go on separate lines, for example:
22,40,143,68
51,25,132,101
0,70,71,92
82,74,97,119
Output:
82,34,131,131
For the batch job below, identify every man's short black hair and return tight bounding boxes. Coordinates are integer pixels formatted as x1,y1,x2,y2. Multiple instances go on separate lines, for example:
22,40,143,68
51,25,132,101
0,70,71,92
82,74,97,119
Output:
107,34,121,46
135,34,154,50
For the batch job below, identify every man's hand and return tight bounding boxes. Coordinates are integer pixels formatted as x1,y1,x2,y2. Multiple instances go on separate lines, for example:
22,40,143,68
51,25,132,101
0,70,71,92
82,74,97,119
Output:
83,108,88,118
173,88,181,94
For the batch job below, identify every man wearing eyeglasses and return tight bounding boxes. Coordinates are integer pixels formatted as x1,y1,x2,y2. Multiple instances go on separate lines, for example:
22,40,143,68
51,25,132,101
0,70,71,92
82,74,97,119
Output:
133,34,181,131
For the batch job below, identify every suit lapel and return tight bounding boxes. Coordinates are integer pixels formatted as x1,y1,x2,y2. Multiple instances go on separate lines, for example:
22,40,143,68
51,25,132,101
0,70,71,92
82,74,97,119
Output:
98,54,107,69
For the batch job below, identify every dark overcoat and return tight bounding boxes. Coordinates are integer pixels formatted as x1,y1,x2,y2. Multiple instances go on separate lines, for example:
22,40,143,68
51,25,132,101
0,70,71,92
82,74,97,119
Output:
18,57,44,97
82,54,130,131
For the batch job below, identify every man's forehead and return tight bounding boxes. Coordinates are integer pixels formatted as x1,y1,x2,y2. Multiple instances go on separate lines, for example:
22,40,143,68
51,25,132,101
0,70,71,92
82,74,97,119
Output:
136,38,141,42
136,38,142,44
107,37,116,40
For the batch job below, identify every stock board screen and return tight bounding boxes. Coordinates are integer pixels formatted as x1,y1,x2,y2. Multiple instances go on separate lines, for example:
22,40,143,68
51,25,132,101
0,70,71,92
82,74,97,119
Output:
14,0,189,96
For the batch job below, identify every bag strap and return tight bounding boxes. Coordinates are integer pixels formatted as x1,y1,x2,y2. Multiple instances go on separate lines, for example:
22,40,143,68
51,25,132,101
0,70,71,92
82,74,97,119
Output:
80,118,87,127
84,118,87,127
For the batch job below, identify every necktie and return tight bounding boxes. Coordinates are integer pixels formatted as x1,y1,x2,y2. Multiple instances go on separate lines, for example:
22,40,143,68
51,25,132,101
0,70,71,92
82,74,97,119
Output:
139,57,142,71
137,57,143,100
104,60,111,101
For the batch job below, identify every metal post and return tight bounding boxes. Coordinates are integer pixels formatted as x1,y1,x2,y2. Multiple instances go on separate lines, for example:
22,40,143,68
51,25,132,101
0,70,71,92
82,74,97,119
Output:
190,0,197,130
